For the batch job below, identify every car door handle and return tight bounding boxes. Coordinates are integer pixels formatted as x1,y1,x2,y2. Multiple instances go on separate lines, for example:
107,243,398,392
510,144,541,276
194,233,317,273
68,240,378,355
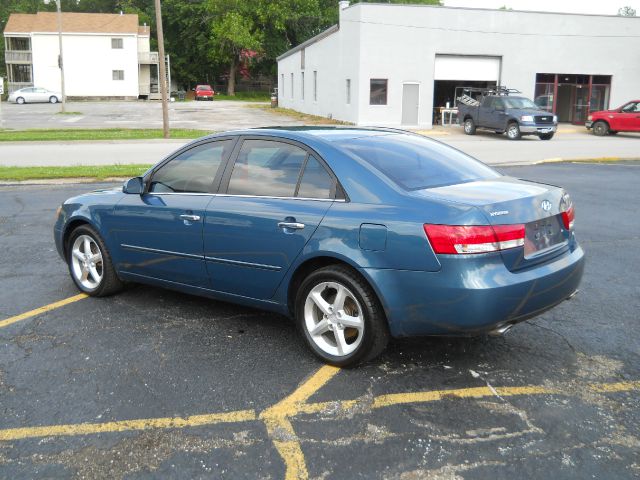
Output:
180,214,201,222
278,222,305,230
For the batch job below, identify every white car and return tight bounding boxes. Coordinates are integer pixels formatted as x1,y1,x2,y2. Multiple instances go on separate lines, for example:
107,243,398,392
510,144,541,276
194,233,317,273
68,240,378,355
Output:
8,87,62,104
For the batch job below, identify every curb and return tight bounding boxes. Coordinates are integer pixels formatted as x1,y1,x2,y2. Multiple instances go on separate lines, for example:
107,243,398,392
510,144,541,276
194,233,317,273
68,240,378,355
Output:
497,156,640,167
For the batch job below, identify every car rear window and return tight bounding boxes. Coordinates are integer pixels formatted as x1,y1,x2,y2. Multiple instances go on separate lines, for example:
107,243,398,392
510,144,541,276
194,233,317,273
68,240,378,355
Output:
337,134,500,190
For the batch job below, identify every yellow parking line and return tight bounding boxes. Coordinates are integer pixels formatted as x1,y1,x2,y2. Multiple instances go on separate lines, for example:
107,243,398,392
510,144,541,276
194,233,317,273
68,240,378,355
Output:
260,365,340,480
0,409,256,442
0,293,88,329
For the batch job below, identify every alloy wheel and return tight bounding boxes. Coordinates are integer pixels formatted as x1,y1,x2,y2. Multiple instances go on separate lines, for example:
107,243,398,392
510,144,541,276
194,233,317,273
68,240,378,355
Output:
70,234,104,290
303,281,364,357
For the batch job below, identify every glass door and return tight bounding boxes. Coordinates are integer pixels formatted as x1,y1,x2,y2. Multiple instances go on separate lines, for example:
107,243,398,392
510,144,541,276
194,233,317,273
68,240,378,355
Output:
572,85,590,124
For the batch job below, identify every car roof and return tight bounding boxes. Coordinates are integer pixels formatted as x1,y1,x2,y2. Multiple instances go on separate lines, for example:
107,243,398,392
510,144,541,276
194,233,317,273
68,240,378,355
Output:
207,126,417,143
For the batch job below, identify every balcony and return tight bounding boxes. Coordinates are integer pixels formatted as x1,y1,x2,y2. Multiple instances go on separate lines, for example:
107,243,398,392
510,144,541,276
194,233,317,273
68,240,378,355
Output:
138,51,159,64
5,50,32,63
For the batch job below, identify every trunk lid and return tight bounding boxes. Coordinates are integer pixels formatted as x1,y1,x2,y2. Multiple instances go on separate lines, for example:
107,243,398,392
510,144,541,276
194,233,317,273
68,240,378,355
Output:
418,176,571,270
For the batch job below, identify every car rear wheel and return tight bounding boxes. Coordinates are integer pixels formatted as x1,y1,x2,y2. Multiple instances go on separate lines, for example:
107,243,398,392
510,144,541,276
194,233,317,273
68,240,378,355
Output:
67,225,123,297
463,118,476,135
538,133,554,140
593,121,609,136
49,96,58,104
507,122,521,140
295,265,389,367
16,97,25,105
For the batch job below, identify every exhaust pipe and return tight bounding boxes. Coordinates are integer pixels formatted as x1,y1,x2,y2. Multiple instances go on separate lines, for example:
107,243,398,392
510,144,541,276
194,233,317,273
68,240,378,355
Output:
567,289,579,300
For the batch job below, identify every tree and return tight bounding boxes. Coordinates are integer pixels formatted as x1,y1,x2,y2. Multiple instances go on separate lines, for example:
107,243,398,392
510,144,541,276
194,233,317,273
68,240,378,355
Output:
618,6,636,16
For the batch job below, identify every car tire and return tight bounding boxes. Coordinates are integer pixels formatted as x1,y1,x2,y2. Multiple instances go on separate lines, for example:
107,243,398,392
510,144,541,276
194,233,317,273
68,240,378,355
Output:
463,118,476,135
538,133,554,140
67,224,123,297
49,96,58,104
593,121,609,136
16,97,25,105
507,122,522,140
295,265,389,367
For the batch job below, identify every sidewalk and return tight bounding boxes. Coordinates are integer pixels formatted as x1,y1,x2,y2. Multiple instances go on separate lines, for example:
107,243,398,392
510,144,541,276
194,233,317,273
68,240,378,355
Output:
0,126,638,167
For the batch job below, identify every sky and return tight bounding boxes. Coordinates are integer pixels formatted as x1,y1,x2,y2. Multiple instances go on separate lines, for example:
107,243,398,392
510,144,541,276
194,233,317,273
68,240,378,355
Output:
442,0,640,16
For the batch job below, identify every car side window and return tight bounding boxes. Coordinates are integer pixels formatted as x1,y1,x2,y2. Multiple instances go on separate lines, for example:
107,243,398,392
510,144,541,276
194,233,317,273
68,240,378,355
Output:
227,139,307,197
493,98,505,110
622,102,639,113
149,140,232,193
297,156,335,199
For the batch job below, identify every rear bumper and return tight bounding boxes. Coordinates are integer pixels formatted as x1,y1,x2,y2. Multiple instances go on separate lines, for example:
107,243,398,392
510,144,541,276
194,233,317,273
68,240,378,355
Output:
363,244,585,338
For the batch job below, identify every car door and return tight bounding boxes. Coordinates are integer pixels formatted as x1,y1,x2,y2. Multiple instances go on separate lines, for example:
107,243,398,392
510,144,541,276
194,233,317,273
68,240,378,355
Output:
203,137,337,299
35,88,49,102
19,87,35,102
113,138,236,288
614,101,640,131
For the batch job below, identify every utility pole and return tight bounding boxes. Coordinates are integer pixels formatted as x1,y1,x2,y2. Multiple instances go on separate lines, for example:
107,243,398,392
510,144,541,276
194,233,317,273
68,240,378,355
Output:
154,0,170,138
45,0,66,112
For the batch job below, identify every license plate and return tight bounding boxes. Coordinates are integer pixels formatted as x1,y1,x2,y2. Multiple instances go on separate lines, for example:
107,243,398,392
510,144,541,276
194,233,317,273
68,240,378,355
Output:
524,215,564,257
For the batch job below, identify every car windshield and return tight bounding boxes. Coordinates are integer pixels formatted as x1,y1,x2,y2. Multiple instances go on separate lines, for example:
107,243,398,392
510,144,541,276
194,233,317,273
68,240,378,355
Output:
337,133,501,190
503,97,539,110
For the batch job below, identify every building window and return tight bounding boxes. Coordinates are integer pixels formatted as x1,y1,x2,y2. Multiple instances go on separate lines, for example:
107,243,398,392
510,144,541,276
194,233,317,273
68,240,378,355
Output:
111,38,123,49
301,49,305,70
313,71,318,102
112,70,125,81
301,72,305,100
370,79,387,105
291,73,294,99
346,79,351,104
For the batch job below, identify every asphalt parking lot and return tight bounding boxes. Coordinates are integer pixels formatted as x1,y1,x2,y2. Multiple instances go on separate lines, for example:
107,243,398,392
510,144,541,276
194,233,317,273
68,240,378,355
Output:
0,100,304,131
0,161,639,479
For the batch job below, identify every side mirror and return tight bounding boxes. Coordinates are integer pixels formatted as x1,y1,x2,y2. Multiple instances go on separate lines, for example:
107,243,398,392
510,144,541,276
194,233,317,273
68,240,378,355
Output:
123,176,144,194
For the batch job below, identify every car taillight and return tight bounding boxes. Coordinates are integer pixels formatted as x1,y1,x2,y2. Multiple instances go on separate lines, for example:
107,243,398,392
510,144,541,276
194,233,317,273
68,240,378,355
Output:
562,205,575,230
424,224,525,255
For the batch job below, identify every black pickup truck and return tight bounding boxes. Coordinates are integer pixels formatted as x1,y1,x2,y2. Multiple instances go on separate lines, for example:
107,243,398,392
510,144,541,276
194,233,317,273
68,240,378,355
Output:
458,94,558,140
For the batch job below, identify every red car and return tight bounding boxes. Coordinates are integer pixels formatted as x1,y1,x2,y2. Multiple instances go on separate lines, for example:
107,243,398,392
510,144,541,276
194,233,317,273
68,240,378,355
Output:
586,100,640,136
194,84,215,101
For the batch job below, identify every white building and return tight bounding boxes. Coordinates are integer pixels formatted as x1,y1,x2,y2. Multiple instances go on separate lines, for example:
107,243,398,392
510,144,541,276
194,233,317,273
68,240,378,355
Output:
277,2,640,128
4,12,165,99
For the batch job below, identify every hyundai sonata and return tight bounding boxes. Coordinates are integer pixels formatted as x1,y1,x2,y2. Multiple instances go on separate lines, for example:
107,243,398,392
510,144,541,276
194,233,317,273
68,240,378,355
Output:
54,128,585,366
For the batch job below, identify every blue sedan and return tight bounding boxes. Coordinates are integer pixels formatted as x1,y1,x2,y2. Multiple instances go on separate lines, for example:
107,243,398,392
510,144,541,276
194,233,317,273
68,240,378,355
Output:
54,128,585,366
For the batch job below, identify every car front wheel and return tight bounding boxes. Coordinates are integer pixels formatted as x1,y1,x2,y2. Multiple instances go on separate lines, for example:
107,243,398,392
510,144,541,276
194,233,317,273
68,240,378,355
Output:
538,133,554,140
592,121,609,136
49,96,58,104
507,122,522,140
67,225,123,297
295,265,389,367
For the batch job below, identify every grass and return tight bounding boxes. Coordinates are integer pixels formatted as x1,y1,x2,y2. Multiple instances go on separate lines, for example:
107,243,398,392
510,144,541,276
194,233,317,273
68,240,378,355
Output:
0,164,153,181
249,105,353,125
56,111,83,115
214,92,271,102
0,128,211,142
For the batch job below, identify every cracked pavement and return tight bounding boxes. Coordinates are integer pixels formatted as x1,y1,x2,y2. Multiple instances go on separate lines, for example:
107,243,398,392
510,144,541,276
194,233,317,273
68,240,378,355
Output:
0,161,639,479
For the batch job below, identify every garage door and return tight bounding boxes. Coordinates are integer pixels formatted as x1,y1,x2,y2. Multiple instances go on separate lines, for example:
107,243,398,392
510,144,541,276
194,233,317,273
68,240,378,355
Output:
434,55,501,82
